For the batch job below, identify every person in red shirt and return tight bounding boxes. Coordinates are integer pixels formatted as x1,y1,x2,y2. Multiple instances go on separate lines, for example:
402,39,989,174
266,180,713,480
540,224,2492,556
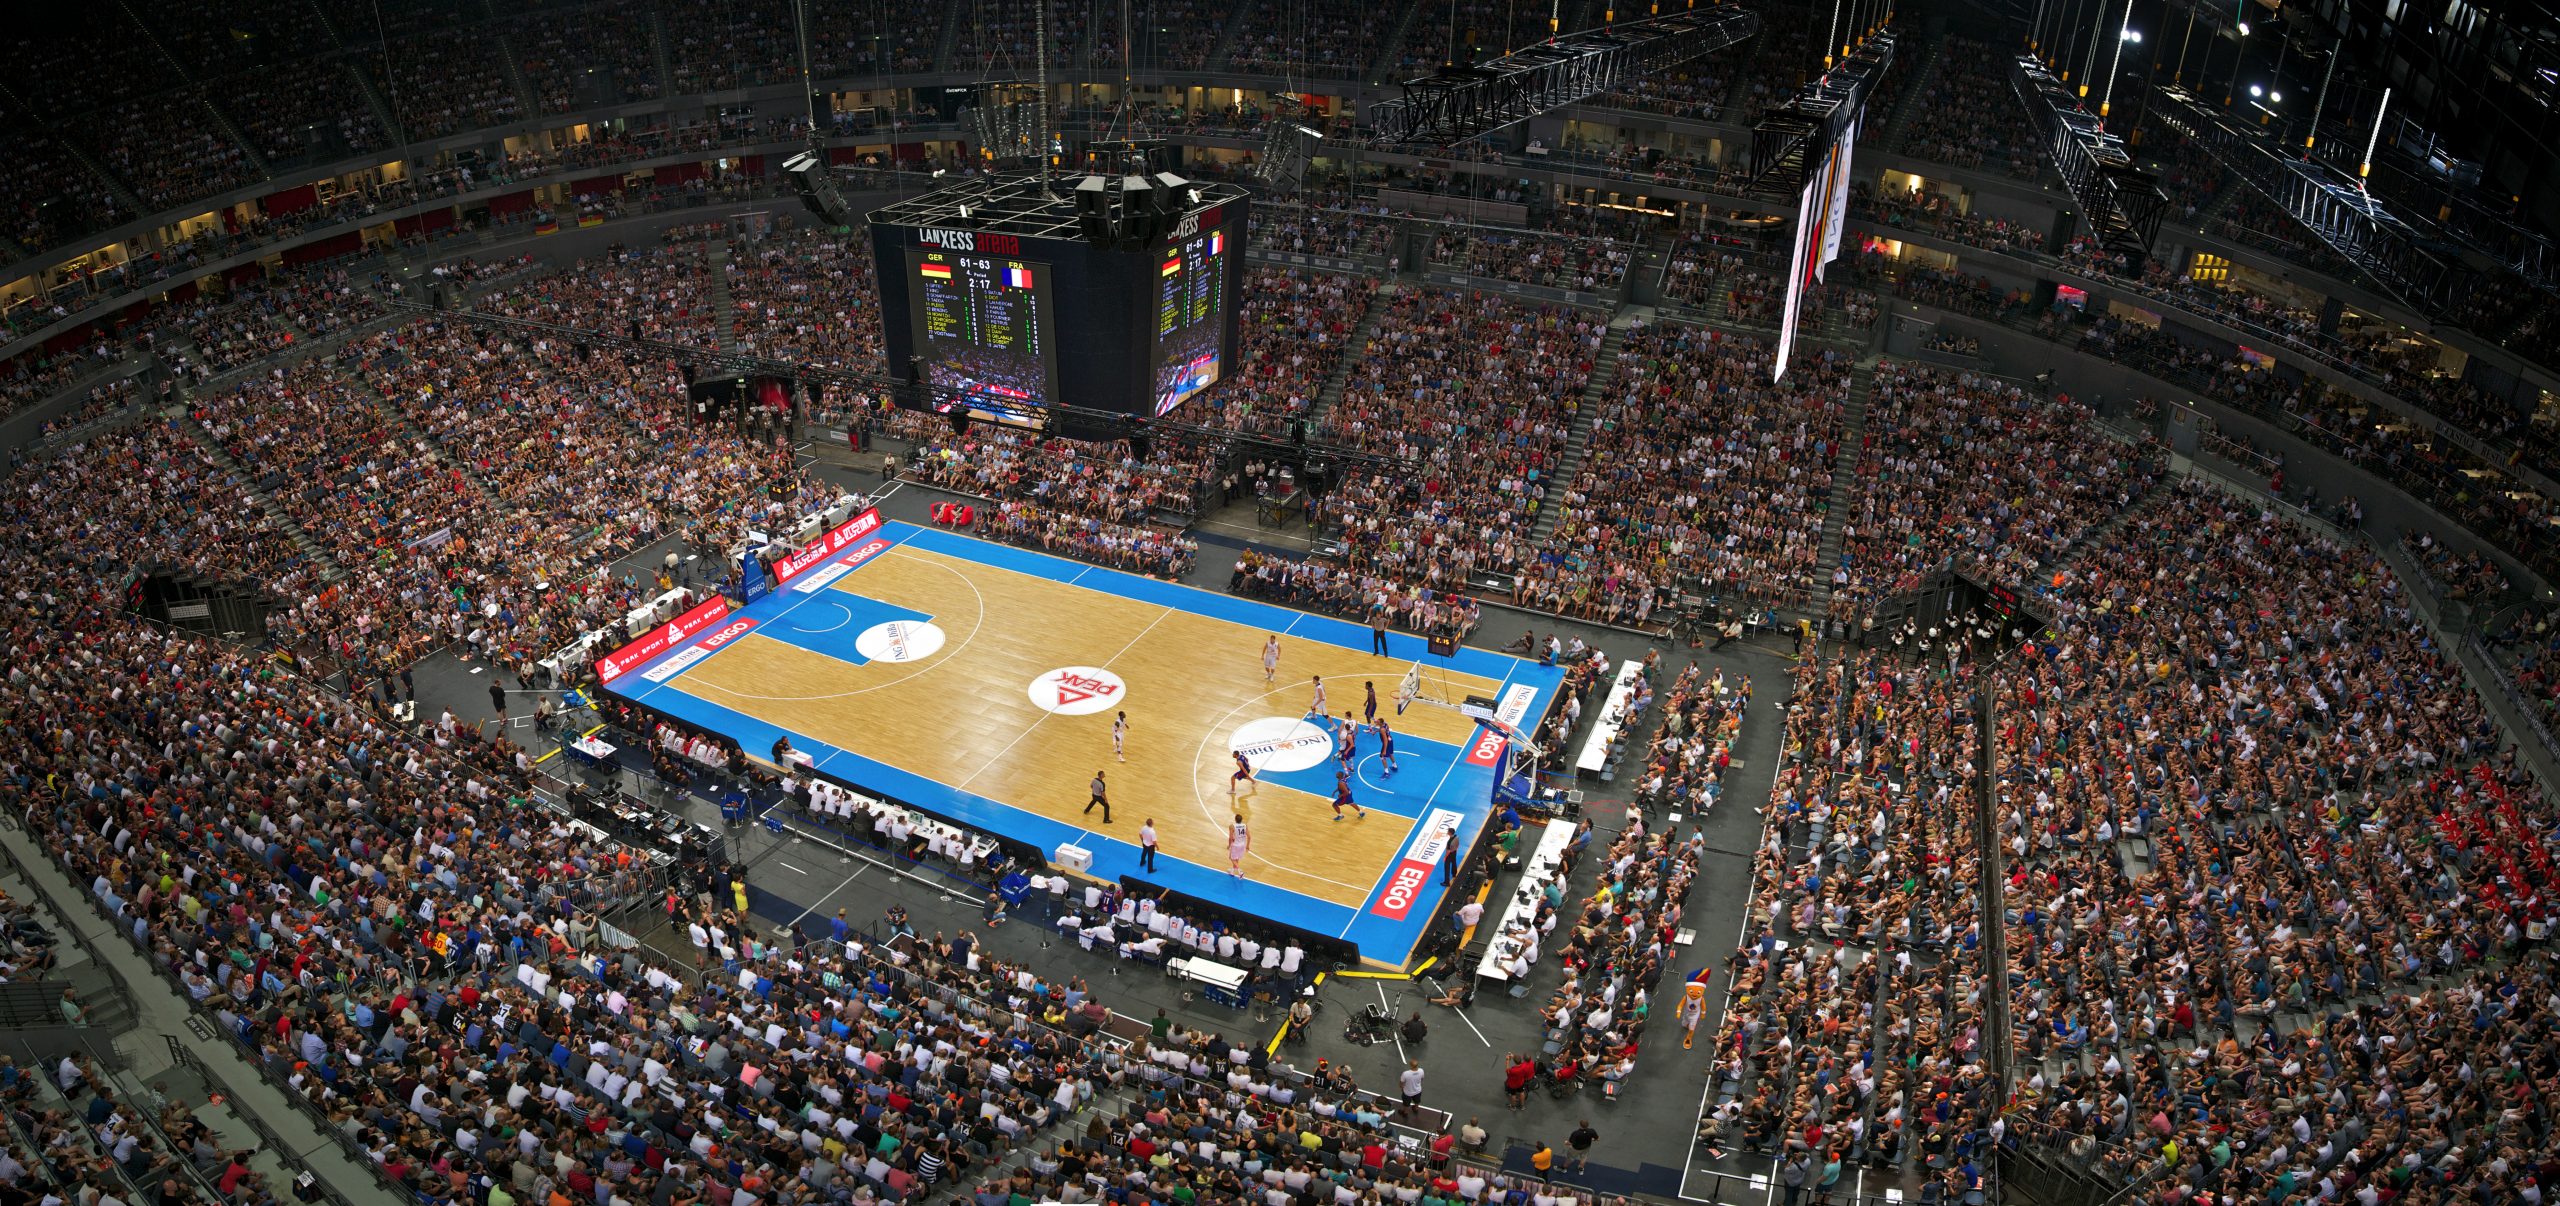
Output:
1504,1053,1537,1109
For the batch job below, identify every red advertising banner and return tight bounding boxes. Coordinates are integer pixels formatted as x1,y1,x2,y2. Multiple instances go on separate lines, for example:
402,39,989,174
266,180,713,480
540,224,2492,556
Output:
595,596,733,682
770,508,883,584
1368,809,1466,919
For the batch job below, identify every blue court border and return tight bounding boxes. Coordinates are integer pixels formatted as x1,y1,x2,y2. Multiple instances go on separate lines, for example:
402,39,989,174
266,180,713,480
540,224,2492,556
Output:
601,520,1561,964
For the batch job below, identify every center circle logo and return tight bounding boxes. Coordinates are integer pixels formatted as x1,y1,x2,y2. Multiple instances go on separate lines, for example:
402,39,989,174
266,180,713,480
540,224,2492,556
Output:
1027,666,1126,715
1228,716,1334,773
855,620,945,663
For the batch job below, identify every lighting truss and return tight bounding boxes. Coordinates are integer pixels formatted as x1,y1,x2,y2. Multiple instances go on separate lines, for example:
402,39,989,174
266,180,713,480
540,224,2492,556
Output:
1365,5,1761,147
2305,117,2560,302
2146,81,2458,311
1744,29,1897,196
2012,55,2168,265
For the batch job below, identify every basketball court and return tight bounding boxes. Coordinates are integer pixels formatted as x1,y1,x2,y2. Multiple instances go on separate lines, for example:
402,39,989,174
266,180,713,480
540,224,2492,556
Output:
601,515,1561,965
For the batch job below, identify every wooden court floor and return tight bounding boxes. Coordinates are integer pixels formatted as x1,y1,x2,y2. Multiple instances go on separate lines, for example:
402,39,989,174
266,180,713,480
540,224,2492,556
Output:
669,545,1506,908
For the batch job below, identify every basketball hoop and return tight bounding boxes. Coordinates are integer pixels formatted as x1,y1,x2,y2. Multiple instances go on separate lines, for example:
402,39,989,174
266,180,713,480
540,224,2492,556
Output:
1393,662,1423,715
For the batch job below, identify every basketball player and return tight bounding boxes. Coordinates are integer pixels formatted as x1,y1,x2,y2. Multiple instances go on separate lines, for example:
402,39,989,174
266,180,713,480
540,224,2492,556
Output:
1308,675,1327,724
1111,711,1127,762
1335,713,1360,777
1363,681,1379,725
1374,718,1399,777
1262,635,1280,683
1229,748,1256,799
1331,771,1367,821
1228,812,1252,877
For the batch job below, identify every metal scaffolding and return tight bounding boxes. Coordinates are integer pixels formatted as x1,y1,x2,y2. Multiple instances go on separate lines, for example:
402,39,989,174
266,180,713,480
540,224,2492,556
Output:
1365,5,1762,147
2012,55,2168,265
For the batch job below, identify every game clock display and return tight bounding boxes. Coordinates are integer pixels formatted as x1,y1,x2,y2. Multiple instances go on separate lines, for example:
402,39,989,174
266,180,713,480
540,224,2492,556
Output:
907,248,1056,423
1150,223,1232,416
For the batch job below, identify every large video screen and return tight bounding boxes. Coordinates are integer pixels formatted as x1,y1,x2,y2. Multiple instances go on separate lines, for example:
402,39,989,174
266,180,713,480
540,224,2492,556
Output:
1150,222,1235,416
906,247,1056,422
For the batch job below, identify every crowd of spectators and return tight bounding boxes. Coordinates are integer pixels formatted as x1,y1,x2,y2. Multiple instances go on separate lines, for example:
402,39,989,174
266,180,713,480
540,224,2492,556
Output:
224,64,393,168
1898,37,2043,178
1528,790,1700,1094
1987,483,2548,1204
1227,549,1485,637
1705,643,1997,1202
1315,289,1600,589
976,499,1199,577
1535,321,1849,623
1852,182,2047,254
725,223,888,369
1188,267,1375,438
1831,362,2161,619
890,411,1221,522
369,20,526,141
1248,204,1397,263
2403,531,2516,604
516,0,666,111
71,92,267,213
477,241,722,344
1630,661,1748,823
951,0,1107,72
1594,57,1738,122
1228,0,1399,76
1428,229,1632,294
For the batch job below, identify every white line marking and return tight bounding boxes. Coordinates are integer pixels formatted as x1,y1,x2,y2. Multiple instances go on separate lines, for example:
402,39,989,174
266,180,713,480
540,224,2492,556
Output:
786,598,854,634
1451,1003,1492,1046
776,862,809,875
684,548,984,702
1379,983,1408,1064
787,868,866,928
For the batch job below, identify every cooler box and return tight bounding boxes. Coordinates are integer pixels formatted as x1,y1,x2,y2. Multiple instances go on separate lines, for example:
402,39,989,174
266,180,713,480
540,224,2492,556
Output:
1054,843,1093,873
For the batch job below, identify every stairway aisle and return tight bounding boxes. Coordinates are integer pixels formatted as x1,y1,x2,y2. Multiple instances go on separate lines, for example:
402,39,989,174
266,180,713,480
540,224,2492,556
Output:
178,416,347,584
492,19,543,117
1204,0,1263,69
1528,314,1637,546
1806,358,1878,611
932,1,968,72
707,239,741,351
1873,36,1944,151
1298,283,1394,432
2048,447,2176,575
647,0,677,98
1366,0,1433,82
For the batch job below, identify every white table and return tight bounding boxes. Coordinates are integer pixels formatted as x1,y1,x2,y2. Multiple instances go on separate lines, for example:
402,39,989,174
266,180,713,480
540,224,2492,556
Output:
1169,956,1250,1007
1476,820,1576,981
1574,660,1649,777
567,735,618,772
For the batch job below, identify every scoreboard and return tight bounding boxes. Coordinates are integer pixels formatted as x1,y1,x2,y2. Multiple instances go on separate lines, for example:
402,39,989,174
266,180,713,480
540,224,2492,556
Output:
870,191,1248,431
907,246,1054,423
1150,221,1232,416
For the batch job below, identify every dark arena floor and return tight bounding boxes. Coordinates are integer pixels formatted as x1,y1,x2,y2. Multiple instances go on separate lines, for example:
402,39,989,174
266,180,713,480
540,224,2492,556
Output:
5,4,2560,1206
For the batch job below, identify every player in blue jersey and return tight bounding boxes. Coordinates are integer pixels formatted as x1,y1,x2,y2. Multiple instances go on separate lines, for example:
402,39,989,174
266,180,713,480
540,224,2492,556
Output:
1331,770,1367,821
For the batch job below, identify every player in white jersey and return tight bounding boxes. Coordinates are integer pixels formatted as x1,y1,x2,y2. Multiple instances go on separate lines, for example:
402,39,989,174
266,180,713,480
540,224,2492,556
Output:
1262,635,1280,683
1111,711,1126,762
1308,675,1327,724
1227,813,1251,877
